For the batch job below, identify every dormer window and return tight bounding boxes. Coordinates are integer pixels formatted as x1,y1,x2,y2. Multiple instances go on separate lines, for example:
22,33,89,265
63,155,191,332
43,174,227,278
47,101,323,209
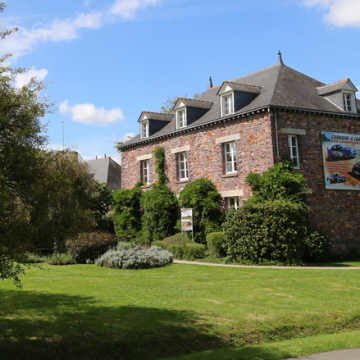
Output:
223,94,233,116
141,121,148,139
177,109,186,128
343,93,353,112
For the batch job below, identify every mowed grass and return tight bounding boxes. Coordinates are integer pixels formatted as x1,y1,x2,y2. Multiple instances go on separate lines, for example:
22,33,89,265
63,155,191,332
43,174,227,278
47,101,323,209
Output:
1,263,360,360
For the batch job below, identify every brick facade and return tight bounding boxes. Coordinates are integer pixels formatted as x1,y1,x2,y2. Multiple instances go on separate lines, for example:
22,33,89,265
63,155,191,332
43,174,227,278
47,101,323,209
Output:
121,112,275,203
121,109,360,252
276,111,360,252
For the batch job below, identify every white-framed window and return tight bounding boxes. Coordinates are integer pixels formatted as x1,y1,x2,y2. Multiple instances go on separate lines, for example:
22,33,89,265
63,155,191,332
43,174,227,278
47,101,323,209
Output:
288,135,300,169
141,160,150,184
176,109,186,129
343,92,353,112
140,121,148,139
221,93,234,116
224,142,237,173
178,152,188,180
227,197,239,210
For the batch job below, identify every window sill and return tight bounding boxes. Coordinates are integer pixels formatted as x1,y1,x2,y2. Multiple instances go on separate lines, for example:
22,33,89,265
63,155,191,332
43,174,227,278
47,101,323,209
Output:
176,179,191,184
222,173,238,178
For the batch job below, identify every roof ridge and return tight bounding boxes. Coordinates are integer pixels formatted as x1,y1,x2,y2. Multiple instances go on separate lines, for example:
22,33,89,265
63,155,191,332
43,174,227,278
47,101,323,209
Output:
179,97,214,103
143,111,172,115
317,78,349,89
225,81,262,88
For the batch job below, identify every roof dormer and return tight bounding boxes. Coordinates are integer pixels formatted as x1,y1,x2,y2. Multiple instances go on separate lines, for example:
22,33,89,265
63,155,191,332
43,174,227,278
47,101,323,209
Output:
138,112,173,139
217,81,261,117
173,98,213,130
317,79,358,114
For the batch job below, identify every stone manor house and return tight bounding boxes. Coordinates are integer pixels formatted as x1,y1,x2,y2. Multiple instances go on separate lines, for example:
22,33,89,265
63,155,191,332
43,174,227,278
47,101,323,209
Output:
119,53,360,252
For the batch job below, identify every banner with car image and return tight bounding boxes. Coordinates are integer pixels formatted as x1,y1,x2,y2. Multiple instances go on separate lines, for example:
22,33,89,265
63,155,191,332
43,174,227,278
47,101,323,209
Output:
322,131,360,190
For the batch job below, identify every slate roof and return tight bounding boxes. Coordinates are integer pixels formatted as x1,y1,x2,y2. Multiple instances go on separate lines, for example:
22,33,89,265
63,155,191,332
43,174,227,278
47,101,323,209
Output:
120,60,360,149
177,98,214,109
316,79,350,95
85,157,122,191
217,81,262,94
138,111,173,122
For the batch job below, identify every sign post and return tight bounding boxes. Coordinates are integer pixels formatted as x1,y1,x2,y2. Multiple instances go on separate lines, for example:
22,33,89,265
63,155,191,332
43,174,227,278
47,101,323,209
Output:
181,208,194,242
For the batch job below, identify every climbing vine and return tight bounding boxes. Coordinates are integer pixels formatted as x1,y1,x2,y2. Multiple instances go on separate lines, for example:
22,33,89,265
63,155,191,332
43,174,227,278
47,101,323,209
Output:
153,147,168,185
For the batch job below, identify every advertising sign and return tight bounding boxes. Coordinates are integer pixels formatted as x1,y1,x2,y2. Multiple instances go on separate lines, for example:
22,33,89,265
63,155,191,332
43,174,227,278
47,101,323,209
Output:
322,131,360,190
181,208,193,231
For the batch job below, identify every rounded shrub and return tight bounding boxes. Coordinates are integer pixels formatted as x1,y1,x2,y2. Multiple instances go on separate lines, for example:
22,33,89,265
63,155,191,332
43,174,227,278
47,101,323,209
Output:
141,183,178,242
178,178,224,244
206,232,226,257
45,253,76,265
303,229,333,262
66,229,118,264
95,244,173,269
152,233,206,261
223,199,308,264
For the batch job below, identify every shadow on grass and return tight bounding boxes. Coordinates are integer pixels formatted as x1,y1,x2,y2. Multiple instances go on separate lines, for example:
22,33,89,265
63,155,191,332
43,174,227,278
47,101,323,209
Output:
0,289,289,360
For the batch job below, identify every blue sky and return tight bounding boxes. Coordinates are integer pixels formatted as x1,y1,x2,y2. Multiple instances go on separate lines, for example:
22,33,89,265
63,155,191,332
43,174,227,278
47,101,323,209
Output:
2,0,360,164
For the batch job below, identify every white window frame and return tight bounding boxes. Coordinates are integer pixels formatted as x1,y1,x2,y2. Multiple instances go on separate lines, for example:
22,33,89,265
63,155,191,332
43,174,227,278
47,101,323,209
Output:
140,121,149,139
141,160,150,184
288,135,300,169
342,92,354,112
176,108,187,129
178,152,188,180
221,92,234,117
224,142,237,174
227,197,239,210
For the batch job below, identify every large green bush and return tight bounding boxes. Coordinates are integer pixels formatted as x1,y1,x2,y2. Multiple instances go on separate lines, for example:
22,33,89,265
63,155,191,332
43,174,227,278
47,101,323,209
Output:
112,181,143,240
66,229,118,264
206,232,226,257
223,200,308,264
178,178,224,243
141,183,178,242
245,156,307,203
153,233,206,261
95,244,173,269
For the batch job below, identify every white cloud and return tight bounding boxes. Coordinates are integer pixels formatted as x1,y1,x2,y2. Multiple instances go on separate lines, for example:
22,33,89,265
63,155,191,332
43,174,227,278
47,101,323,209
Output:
60,100,124,126
301,0,360,27
14,67,48,88
111,0,160,19
1,12,103,60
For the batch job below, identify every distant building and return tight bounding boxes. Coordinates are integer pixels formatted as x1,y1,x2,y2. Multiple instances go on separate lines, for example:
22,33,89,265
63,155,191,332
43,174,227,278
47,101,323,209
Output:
85,157,121,191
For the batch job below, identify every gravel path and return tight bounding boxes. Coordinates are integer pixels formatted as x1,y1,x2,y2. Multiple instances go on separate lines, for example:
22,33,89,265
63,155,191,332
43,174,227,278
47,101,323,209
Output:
173,259,360,270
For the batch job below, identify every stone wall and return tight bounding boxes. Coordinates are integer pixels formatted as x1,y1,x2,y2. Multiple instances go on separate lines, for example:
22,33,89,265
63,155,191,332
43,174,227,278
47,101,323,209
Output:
276,111,360,252
121,112,275,203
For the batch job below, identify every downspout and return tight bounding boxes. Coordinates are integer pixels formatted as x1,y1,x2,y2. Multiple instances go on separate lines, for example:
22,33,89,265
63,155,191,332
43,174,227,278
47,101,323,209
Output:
274,108,280,159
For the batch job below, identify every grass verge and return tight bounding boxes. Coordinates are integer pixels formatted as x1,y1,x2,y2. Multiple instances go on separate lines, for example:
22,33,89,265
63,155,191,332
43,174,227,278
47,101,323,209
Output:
1,263,360,359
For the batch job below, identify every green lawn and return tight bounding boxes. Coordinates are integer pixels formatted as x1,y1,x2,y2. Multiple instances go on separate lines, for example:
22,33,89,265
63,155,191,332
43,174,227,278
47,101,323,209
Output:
1,263,360,360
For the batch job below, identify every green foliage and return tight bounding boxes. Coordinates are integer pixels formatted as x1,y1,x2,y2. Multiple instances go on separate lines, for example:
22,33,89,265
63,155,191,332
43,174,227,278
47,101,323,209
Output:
206,232,226,257
153,233,206,261
245,156,307,203
303,228,333,262
66,230,118,264
153,147,168,185
223,200,308,264
112,181,143,240
22,252,44,264
45,253,76,265
141,183,178,242
95,244,173,269
178,178,224,243
90,182,114,231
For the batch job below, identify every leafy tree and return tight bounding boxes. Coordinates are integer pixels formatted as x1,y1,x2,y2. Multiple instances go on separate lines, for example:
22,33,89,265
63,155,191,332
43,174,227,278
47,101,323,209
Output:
245,156,307,204
178,178,224,243
112,181,143,240
0,8,97,285
160,94,187,114
90,182,114,231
